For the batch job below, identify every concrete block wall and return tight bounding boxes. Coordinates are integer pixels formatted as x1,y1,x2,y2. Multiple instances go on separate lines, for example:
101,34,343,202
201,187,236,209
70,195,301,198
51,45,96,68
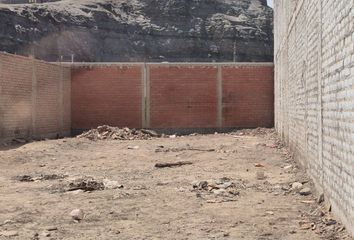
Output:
0,52,71,141
71,63,274,131
274,0,354,235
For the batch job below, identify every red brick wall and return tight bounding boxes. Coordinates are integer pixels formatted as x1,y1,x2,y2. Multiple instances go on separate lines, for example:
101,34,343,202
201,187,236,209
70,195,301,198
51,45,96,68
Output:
150,65,218,128
71,65,142,130
71,63,274,131
222,65,274,128
0,53,71,141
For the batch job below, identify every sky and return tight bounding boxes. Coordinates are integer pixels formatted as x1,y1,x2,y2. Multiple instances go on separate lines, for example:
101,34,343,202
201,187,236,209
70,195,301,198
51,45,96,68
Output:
267,0,273,8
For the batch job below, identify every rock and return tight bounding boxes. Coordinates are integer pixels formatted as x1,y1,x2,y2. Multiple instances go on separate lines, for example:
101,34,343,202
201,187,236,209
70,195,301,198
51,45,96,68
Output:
0,231,19,237
103,179,124,189
299,187,312,196
69,189,85,195
70,209,84,221
291,182,303,191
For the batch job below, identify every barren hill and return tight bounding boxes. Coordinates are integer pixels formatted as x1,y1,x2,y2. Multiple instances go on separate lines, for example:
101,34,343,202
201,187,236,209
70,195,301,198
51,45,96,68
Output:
0,0,273,62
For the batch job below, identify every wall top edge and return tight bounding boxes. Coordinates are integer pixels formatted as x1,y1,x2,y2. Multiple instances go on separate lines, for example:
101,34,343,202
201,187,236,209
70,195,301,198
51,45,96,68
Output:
0,51,71,69
62,62,275,67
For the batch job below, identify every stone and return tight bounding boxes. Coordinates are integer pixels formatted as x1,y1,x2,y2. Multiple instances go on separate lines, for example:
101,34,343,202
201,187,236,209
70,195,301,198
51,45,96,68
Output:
103,179,123,190
70,209,84,221
299,188,312,196
291,182,303,191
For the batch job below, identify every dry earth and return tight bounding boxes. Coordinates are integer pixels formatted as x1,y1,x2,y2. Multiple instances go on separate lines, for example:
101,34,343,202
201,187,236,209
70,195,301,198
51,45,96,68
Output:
0,129,352,240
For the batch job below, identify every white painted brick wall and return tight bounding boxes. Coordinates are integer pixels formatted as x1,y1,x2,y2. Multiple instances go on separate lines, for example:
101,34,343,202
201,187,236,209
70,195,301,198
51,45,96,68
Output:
274,0,354,236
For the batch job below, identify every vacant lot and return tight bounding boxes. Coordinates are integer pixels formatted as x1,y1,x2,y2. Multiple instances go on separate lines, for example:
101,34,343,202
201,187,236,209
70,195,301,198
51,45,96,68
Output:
0,129,352,240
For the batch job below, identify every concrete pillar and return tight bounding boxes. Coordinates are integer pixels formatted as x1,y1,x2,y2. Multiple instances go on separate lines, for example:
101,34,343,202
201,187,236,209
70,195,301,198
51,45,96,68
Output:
59,65,64,136
0,56,3,139
31,58,37,139
141,64,150,128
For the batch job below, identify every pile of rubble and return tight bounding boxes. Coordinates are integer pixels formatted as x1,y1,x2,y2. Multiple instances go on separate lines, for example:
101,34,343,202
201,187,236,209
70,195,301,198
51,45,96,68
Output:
192,177,246,203
77,125,159,141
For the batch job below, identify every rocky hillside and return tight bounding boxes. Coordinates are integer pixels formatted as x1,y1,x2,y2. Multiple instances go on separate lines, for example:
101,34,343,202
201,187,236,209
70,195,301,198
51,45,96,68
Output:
0,0,273,62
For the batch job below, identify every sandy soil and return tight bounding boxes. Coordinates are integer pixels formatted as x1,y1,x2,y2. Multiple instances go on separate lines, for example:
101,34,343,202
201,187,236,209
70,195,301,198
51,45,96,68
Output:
0,129,352,240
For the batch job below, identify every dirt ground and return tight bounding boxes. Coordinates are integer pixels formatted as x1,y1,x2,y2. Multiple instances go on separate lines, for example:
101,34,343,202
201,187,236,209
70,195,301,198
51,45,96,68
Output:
0,129,352,240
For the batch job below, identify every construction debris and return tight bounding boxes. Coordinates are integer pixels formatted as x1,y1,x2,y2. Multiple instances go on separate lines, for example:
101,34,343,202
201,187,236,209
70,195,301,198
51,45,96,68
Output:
67,178,105,192
192,178,244,203
77,125,159,141
15,174,66,182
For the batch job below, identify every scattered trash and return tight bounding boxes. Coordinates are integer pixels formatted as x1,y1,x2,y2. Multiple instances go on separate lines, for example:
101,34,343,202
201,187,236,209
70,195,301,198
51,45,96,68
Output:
254,163,265,167
70,209,84,221
77,125,159,141
127,146,139,150
155,161,193,168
